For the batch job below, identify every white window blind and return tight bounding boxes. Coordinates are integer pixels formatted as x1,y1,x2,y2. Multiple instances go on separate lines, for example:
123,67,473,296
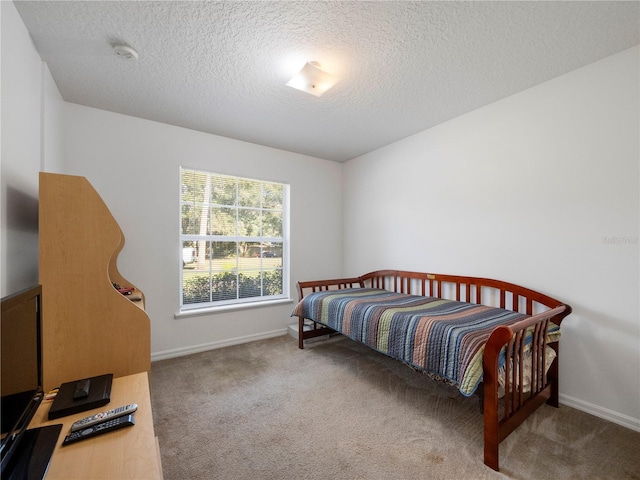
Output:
180,168,289,310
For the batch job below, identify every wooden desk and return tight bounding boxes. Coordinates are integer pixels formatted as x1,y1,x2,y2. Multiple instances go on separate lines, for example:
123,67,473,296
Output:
28,373,163,479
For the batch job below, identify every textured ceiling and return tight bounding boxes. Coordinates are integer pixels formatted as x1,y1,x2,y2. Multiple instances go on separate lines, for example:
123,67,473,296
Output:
14,1,640,162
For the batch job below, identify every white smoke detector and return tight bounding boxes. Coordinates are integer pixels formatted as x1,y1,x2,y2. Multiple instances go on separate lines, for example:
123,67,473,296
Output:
113,44,139,61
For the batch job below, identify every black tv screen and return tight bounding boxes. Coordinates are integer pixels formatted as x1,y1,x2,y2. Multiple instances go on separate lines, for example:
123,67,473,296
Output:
1,285,44,472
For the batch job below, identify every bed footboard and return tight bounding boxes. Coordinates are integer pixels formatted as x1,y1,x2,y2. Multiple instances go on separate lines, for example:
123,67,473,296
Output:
482,305,569,471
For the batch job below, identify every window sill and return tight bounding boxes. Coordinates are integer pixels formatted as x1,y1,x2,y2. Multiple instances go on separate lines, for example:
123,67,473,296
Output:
175,298,294,319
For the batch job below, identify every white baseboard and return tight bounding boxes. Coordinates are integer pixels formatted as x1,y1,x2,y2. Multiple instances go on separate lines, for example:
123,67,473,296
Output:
560,393,640,432
150,328,288,362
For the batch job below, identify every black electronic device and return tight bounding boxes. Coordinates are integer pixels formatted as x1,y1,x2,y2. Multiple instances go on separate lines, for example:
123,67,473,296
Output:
48,374,113,420
1,285,61,480
62,414,135,446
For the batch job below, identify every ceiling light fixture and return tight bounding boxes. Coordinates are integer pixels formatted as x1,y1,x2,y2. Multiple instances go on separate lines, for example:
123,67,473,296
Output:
112,43,139,61
286,62,337,97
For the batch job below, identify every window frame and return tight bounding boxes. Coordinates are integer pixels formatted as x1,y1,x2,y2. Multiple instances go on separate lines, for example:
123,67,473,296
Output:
178,167,290,313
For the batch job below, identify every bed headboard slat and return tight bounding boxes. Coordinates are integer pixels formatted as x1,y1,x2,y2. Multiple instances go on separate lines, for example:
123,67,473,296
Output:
354,270,570,323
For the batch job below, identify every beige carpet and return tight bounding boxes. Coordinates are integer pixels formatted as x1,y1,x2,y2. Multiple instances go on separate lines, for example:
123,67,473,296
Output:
150,335,640,480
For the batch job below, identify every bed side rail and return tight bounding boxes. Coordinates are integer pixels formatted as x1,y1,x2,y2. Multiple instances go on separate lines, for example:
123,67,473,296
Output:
360,270,569,320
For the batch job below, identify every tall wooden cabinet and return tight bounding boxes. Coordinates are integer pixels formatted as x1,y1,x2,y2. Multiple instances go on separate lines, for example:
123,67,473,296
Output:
39,172,151,391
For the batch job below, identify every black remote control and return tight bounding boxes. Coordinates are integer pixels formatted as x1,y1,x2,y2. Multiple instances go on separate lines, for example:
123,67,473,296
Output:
62,414,135,445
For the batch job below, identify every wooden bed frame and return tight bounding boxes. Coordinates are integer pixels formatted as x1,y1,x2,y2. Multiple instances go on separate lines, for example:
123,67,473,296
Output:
294,269,572,471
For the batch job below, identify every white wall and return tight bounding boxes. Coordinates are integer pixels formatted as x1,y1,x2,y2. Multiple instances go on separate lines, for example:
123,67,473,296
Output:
343,47,640,429
42,65,66,175
62,104,343,358
1,1,64,297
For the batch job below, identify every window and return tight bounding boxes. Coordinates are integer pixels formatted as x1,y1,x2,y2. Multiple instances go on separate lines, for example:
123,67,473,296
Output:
180,168,289,311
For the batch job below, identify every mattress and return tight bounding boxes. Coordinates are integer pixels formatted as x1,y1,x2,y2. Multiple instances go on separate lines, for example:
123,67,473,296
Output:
292,288,560,396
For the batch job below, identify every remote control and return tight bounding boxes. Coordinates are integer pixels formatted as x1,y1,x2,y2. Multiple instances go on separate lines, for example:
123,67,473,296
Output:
63,414,135,445
70,404,138,432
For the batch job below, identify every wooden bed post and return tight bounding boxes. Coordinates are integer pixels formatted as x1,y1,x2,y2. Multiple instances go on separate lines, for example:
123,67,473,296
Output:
483,326,512,471
547,342,560,408
298,316,305,350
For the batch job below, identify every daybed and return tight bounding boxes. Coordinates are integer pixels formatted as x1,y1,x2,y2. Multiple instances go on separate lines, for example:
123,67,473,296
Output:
291,269,572,471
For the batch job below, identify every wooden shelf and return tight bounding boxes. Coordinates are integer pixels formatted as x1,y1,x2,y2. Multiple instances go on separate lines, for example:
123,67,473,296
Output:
39,172,151,392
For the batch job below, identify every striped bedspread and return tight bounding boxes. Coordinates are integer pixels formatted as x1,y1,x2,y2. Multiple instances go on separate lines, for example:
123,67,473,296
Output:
292,288,556,396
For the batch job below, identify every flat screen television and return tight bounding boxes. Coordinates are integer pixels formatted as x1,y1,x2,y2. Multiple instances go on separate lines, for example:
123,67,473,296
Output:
1,285,61,480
